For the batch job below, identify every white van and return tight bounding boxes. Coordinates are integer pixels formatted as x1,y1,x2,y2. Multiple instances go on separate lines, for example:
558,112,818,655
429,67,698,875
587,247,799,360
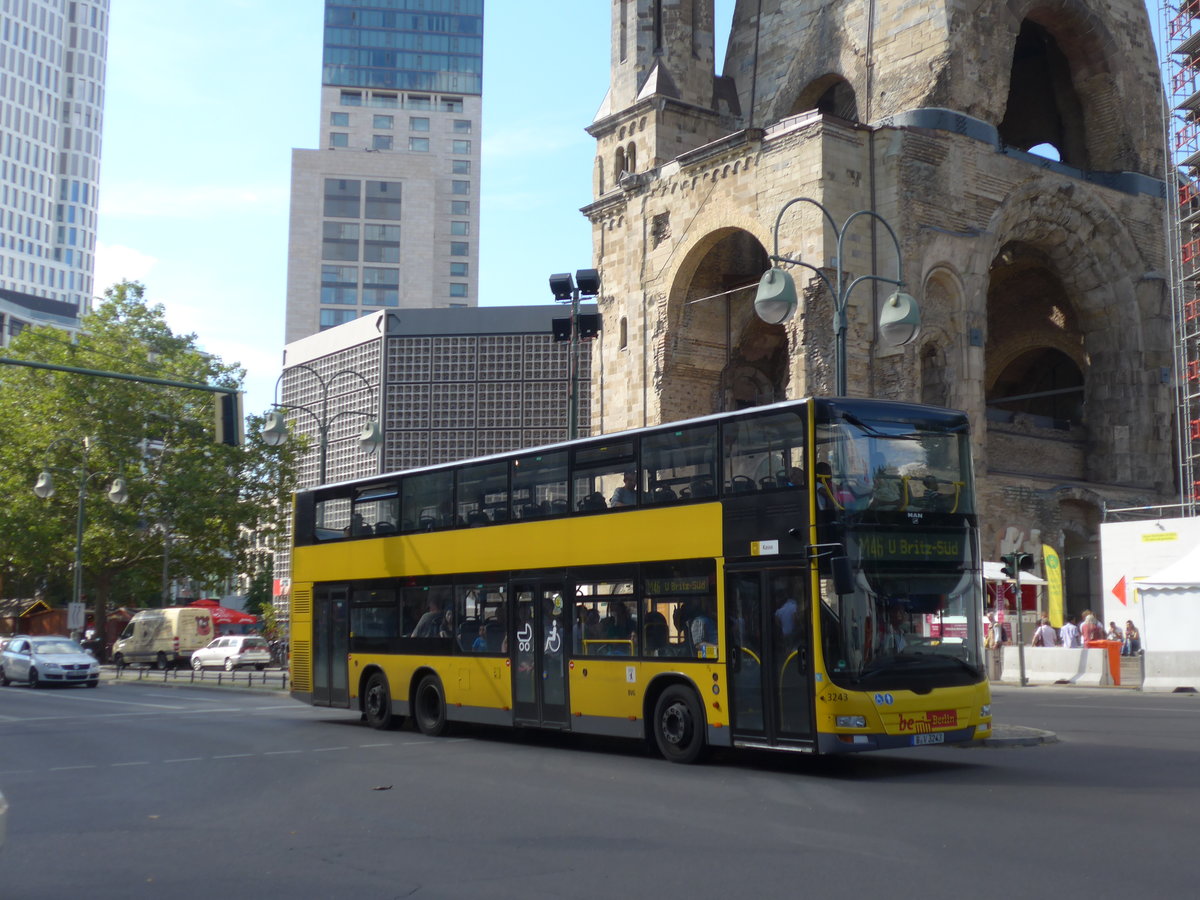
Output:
111,608,215,670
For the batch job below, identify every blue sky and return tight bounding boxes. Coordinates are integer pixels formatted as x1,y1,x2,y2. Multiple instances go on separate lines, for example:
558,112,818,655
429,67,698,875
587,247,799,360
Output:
95,1,735,415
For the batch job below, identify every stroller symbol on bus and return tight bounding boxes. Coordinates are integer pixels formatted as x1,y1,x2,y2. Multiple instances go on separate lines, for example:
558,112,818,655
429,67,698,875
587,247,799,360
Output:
517,623,533,652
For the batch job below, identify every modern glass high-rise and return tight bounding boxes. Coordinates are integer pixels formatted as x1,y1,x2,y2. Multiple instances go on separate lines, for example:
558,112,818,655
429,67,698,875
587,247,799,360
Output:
284,0,484,344
0,0,109,344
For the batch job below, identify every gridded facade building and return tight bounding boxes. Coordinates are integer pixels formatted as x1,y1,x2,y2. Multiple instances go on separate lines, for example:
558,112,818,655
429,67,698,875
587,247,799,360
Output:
273,305,594,588
283,0,484,344
0,0,109,323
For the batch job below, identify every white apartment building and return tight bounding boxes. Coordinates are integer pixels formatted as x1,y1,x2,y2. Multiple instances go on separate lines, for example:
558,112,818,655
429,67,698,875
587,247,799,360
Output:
0,0,108,340
283,0,484,344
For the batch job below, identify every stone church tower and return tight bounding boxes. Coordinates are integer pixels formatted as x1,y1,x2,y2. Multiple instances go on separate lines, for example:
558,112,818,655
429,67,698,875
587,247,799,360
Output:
584,0,1174,610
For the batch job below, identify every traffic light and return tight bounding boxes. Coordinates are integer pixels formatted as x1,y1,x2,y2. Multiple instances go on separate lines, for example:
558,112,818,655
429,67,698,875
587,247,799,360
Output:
214,391,244,446
1001,552,1034,579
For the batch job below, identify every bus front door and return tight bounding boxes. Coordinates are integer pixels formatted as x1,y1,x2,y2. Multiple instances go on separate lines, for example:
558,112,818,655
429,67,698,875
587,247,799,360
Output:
312,585,350,708
511,580,570,729
726,568,814,749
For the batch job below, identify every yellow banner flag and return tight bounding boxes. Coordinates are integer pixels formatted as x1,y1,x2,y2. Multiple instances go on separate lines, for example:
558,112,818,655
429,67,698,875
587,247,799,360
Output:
1043,544,1064,628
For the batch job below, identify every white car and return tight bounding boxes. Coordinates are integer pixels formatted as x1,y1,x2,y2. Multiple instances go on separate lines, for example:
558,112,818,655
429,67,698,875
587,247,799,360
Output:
190,636,271,672
0,635,100,688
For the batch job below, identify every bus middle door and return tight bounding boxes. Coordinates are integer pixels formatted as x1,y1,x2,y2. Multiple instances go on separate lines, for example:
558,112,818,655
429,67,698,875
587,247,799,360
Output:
726,567,815,749
511,579,570,729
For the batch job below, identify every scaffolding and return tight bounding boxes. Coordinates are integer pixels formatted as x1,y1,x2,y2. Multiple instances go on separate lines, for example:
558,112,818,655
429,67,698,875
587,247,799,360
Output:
1163,0,1200,515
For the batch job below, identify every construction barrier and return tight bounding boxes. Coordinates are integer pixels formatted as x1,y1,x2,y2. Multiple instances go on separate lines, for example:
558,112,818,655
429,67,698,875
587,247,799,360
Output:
999,646,1107,685
1141,651,1200,693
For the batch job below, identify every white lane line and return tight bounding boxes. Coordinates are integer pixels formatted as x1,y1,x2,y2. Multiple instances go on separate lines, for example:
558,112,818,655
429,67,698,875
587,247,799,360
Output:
359,743,391,748
263,750,303,756
311,746,349,752
50,765,97,771
163,758,204,763
213,753,253,759
0,690,189,710
111,761,150,767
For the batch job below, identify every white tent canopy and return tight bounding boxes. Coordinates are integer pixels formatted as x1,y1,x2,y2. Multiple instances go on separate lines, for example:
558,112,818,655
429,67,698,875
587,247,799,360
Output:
983,561,1048,585
1140,544,1200,588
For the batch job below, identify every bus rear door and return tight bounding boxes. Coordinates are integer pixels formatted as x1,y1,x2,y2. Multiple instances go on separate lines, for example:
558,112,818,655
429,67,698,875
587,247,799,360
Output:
725,567,815,750
312,585,350,708
511,579,570,729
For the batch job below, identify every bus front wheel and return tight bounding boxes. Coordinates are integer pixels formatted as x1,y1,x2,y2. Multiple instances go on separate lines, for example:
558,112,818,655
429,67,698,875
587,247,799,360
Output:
653,686,707,764
363,672,398,730
414,674,449,737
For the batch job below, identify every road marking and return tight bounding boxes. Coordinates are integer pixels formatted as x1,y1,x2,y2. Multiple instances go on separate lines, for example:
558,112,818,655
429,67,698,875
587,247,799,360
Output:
359,742,391,748
111,761,150,767
163,758,204,763
311,746,349,752
213,753,254,759
263,750,304,756
50,765,97,771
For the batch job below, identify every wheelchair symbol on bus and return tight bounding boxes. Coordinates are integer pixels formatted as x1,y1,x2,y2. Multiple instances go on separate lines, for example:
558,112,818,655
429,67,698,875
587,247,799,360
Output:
544,620,562,654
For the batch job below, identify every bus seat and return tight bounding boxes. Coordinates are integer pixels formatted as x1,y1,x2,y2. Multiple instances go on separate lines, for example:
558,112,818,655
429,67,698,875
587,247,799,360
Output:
644,612,669,654
374,521,396,535
579,492,607,511
651,487,676,504
457,618,480,651
484,618,505,651
729,475,756,493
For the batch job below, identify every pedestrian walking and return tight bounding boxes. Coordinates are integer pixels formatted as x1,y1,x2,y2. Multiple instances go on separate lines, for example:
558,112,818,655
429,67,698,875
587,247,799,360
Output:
1059,616,1082,648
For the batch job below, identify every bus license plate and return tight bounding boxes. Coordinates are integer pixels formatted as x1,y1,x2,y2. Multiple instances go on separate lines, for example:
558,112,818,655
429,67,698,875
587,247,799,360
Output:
912,733,945,746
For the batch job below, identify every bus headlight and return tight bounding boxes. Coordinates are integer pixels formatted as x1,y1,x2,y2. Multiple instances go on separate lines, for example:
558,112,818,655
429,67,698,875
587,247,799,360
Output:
836,715,867,728
980,704,991,718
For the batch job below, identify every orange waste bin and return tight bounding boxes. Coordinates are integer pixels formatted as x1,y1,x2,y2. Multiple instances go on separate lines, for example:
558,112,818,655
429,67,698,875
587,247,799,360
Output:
1086,640,1122,686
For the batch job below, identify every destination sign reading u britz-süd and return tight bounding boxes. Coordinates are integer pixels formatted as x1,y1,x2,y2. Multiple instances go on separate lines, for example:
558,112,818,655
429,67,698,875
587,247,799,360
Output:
857,531,965,563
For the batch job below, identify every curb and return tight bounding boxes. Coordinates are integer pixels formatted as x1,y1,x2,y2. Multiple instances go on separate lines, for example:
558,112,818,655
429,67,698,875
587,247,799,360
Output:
962,723,1058,748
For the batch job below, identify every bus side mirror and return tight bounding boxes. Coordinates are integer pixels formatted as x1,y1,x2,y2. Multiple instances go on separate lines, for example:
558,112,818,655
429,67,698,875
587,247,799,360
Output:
831,556,855,596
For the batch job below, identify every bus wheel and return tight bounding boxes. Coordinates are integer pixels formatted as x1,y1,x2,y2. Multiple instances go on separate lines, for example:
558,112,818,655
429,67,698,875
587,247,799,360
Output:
414,674,449,737
653,686,707,764
363,672,397,730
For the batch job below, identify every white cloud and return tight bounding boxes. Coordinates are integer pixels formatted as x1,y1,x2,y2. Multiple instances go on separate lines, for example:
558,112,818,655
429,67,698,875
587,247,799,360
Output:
93,242,158,290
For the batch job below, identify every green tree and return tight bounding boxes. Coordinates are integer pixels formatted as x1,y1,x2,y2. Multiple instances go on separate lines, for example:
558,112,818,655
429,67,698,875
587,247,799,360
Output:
0,282,299,655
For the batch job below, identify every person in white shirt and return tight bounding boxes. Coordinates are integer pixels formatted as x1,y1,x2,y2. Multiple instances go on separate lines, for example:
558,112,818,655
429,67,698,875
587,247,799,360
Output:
1059,616,1082,648
1032,618,1058,647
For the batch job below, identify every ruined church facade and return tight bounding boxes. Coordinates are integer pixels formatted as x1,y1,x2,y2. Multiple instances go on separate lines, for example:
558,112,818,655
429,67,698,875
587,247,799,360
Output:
583,0,1175,610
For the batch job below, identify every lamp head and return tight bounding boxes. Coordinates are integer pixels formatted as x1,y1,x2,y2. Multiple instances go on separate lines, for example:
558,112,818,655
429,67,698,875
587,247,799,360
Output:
107,477,129,505
548,273,575,301
753,267,798,325
878,291,921,346
574,268,601,296
261,410,289,447
33,471,54,499
358,420,384,456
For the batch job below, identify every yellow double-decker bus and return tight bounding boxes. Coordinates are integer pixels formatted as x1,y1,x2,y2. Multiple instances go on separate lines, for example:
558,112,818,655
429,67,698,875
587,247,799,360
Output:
289,397,991,763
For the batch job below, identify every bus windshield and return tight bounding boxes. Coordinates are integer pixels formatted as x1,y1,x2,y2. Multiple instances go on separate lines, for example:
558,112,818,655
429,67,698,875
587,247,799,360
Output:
815,405,974,515
815,402,984,688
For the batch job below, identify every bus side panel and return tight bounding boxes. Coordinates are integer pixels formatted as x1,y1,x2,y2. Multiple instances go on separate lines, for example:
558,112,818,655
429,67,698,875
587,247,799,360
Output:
290,583,314,702
350,653,514,726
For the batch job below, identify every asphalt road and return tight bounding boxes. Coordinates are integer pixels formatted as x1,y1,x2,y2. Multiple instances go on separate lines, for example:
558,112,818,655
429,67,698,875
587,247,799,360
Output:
0,679,1195,900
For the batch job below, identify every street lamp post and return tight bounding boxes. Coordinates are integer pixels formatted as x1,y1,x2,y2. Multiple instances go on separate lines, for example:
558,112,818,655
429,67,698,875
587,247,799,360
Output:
549,269,602,440
260,363,383,484
32,436,129,627
753,197,922,395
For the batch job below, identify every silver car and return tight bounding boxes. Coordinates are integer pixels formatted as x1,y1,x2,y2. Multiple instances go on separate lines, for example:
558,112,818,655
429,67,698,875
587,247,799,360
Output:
190,635,271,672
0,635,100,688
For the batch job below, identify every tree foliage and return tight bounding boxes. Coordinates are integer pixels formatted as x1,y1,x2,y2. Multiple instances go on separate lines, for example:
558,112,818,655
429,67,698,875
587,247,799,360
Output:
0,282,298,643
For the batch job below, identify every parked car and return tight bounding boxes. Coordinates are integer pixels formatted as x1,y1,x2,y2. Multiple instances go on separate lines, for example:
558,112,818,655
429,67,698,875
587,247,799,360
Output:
0,635,100,688
190,635,271,672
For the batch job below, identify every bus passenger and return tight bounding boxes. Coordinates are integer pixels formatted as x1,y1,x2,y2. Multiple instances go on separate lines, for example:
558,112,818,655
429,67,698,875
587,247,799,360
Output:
610,471,638,507
411,597,445,638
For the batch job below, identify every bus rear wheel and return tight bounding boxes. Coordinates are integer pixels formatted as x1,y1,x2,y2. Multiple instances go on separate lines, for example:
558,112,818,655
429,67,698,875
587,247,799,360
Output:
363,672,398,730
653,686,707,764
413,674,449,737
